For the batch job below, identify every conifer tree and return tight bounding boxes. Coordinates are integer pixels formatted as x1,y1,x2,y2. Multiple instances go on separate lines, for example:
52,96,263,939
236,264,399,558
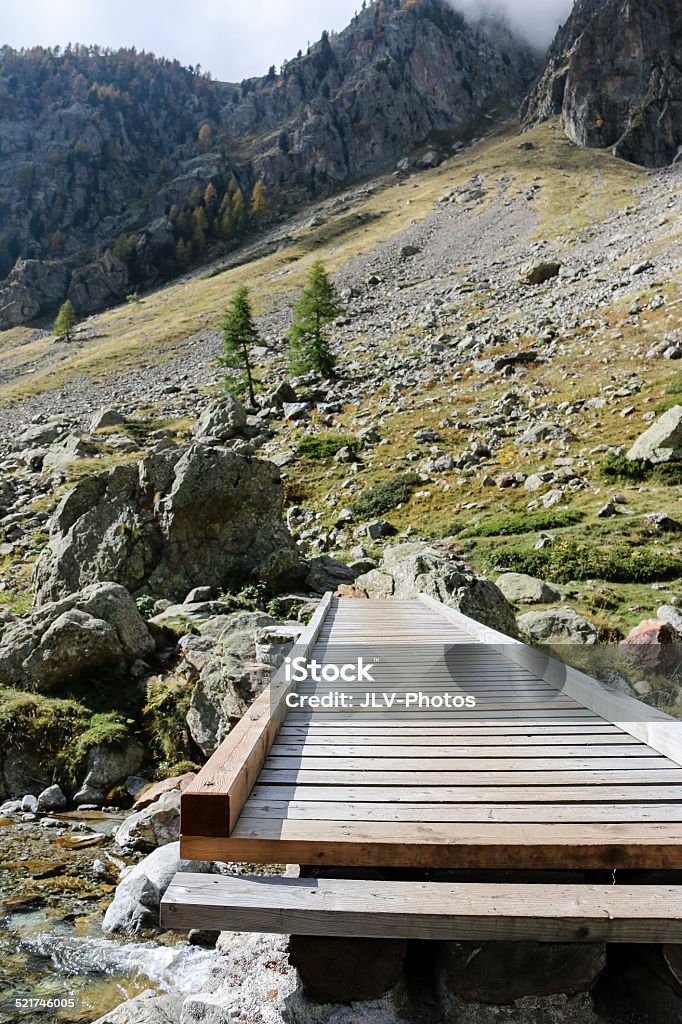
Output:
54,298,76,341
251,179,267,217
287,260,341,377
219,285,260,406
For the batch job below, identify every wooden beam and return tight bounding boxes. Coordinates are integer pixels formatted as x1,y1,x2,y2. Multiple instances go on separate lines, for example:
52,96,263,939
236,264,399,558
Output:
160,875,682,943
418,593,682,767
180,592,334,839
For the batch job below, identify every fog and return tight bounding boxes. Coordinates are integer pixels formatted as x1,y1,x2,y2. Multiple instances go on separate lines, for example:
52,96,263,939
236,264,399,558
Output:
454,0,575,49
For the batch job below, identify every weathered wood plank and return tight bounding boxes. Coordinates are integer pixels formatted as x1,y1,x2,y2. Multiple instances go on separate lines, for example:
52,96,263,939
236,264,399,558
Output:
160,875,682,943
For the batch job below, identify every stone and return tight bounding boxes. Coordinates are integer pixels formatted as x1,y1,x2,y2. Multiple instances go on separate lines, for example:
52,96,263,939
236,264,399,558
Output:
33,444,304,604
496,573,562,605
103,841,214,935
184,587,214,604
305,555,359,594
288,934,407,1003
90,407,127,432
90,989,183,1024
192,397,247,441
657,604,682,635
74,738,145,806
646,512,682,532
439,940,606,1004
114,790,181,852
627,406,682,463
282,402,310,420
521,261,561,286
254,623,303,666
0,582,155,692
0,477,17,515
355,542,517,637
133,773,197,810
620,619,681,675
36,784,67,811
0,259,68,330
517,607,599,644
68,251,129,315
188,929,221,947
21,794,38,812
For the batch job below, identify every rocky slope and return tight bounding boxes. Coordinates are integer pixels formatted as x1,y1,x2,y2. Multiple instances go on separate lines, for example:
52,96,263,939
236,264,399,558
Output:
0,0,539,329
523,0,682,166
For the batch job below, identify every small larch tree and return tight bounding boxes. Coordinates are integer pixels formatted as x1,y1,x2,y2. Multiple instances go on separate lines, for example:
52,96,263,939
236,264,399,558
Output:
287,260,341,377
251,178,267,217
54,298,76,341
219,285,260,406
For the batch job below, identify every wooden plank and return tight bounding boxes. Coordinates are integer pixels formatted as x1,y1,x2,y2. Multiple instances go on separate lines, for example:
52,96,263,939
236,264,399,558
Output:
269,743,653,758
418,593,682,767
181,592,334,838
160,875,682,943
256,768,682,786
239,799,682,824
263,756,672,771
250,783,682,804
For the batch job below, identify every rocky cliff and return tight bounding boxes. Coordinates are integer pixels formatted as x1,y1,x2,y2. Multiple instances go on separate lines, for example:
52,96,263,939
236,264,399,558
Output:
0,0,538,327
522,0,682,167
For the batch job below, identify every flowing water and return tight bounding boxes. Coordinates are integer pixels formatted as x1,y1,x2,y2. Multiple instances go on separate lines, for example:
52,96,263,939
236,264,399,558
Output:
0,810,219,1022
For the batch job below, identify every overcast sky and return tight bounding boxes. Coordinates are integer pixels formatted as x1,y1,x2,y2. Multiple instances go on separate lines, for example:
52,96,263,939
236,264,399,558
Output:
0,1,574,81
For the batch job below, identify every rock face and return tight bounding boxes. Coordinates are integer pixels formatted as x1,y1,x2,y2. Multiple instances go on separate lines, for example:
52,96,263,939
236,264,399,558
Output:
33,443,304,604
0,582,155,691
0,2,538,327
523,0,682,167
355,542,517,637
626,405,682,463
0,259,69,330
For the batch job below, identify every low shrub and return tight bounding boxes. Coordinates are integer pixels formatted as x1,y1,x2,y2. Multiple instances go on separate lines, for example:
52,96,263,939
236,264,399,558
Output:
458,509,584,539
351,473,419,519
600,451,682,485
296,433,357,459
489,538,682,584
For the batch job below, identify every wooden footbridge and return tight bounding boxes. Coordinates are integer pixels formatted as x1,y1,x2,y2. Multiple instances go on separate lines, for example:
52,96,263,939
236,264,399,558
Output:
161,595,682,943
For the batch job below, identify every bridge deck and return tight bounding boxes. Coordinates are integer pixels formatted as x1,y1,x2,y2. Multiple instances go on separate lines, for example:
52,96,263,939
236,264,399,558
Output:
180,596,682,870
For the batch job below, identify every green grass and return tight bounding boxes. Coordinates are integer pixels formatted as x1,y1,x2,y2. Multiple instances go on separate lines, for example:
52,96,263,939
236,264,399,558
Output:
458,509,585,539
600,452,682,485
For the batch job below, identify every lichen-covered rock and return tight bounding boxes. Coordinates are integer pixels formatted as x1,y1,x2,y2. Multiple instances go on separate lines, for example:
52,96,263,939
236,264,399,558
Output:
496,573,563,606
355,542,517,637
523,0,682,168
192,397,247,440
32,443,304,604
74,737,145,805
0,581,155,691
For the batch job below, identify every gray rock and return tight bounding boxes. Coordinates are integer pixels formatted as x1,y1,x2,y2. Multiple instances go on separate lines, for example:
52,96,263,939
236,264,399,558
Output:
658,604,682,634
355,542,517,637
74,738,144,806
254,623,303,667
90,989,183,1024
41,433,97,472
0,259,68,330
68,251,129,315
0,582,154,691
21,794,38,812
33,444,304,604
282,402,310,420
496,572,563,605
192,397,247,441
518,607,599,644
627,406,682,463
90,408,127,432
305,555,359,594
36,784,67,811
102,841,213,934
0,477,17,515
114,790,181,852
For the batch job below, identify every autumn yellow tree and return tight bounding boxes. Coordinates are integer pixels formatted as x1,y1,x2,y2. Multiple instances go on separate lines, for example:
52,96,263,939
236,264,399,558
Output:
251,178,267,217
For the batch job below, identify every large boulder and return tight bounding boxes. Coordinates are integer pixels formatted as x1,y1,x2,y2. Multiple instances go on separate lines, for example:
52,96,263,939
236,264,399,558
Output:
41,433,97,472
74,737,145,805
496,573,563,605
90,989,183,1024
32,443,304,604
354,542,517,637
102,841,214,935
114,790,181,852
192,397,248,441
620,619,681,676
0,582,155,691
518,607,599,645
67,251,129,315
626,406,682,464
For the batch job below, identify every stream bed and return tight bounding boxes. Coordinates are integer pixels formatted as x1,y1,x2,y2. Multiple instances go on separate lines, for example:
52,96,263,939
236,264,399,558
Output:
0,809,218,1022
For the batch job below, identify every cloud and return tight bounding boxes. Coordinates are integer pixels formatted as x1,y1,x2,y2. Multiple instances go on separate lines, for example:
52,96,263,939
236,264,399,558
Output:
452,0,574,48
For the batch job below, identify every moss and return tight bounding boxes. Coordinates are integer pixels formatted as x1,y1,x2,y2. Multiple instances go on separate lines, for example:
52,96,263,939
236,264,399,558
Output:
144,676,194,763
457,509,584,539
61,712,133,782
351,473,419,519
